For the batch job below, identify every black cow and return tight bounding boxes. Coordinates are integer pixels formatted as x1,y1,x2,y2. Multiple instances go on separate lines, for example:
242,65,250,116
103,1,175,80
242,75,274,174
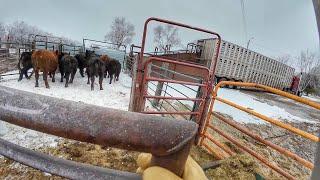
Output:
17,51,33,81
74,53,87,77
105,59,121,84
58,52,78,87
85,50,105,90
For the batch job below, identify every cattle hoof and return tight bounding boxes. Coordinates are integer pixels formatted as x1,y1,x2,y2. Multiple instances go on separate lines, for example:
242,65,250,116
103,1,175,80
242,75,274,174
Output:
52,79,55,82
100,88,103,90
35,85,39,87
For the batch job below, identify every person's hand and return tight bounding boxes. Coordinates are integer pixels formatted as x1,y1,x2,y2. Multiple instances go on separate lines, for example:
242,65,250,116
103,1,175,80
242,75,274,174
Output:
136,153,208,180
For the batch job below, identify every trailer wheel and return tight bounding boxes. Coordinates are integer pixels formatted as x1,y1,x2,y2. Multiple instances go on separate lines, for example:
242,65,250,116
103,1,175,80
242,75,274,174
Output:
297,91,302,97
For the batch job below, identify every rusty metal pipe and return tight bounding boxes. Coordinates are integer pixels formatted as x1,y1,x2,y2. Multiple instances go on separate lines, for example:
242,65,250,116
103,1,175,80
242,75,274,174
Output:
212,112,314,169
141,111,199,115
0,138,141,180
143,95,203,101
0,86,198,176
202,141,225,160
208,124,295,180
202,133,236,156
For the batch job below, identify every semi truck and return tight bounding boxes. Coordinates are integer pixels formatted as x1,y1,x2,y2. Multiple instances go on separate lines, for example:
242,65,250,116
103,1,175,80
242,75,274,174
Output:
196,38,300,93
128,38,301,94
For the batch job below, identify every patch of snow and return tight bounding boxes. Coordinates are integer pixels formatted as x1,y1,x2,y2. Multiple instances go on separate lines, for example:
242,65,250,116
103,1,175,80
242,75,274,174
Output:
214,88,315,124
0,121,8,136
0,70,133,155
302,95,320,103
0,121,61,150
43,172,52,176
146,82,312,124
0,69,315,149
0,70,132,111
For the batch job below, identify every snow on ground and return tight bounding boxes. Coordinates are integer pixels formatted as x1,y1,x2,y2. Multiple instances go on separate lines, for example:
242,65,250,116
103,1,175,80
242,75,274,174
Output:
0,69,315,152
214,88,315,124
0,70,132,111
147,81,314,124
302,95,320,103
0,70,132,155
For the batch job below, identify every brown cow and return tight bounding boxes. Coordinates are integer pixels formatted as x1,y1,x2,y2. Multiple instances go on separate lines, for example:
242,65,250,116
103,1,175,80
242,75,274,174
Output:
31,50,58,88
100,55,110,78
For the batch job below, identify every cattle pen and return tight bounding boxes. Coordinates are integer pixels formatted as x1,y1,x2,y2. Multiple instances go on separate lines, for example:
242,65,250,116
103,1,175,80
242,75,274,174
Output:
0,17,319,179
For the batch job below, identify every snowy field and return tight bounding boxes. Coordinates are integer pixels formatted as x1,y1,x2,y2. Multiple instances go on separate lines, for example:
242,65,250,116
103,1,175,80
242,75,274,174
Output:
0,70,132,152
0,70,317,151
147,81,316,124
214,89,316,124
0,70,132,111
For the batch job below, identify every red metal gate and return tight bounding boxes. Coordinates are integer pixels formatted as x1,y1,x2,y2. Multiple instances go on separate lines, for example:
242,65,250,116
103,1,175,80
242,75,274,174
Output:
130,18,221,138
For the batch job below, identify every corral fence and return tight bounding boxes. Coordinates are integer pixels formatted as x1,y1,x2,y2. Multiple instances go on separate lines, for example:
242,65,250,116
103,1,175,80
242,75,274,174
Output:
0,34,83,79
0,17,319,180
0,17,220,179
199,81,320,179
82,38,127,72
0,85,197,179
129,17,221,137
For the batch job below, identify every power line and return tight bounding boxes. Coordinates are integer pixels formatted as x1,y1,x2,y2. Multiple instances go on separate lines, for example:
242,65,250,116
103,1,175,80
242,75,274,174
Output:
240,0,248,44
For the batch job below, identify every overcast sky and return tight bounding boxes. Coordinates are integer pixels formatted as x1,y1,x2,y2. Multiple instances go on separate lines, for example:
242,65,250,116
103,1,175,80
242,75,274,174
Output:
0,0,318,59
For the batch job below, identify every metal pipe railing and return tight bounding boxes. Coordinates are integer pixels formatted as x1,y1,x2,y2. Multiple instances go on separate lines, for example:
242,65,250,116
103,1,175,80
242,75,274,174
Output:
132,18,221,139
212,112,314,169
199,81,319,179
215,96,319,142
0,138,140,180
207,124,295,180
0,85,198,177
202,133,236,156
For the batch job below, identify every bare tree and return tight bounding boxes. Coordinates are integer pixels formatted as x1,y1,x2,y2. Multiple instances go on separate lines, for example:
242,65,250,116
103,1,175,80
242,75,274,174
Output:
277,54,292,66
296,50,320,92
6,21,49,44
5,20,80,47
0,22,6,41
105,17,135,49
153,25,181,51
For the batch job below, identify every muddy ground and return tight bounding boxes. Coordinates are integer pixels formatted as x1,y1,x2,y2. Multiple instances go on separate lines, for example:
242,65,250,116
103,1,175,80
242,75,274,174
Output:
0,140,217,179
0,61,319,179
1,113,316,179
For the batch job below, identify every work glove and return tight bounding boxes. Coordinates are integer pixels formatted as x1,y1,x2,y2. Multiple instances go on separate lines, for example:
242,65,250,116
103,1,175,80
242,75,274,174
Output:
136,153,208,180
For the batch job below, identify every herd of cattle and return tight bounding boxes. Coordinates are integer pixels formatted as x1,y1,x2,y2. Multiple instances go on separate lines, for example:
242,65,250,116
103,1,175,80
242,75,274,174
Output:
17,49,122,90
